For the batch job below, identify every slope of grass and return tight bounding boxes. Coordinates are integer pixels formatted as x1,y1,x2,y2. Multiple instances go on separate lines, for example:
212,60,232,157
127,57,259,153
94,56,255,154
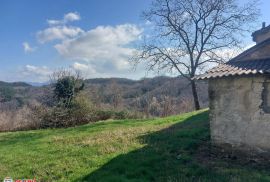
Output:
0,110,270,181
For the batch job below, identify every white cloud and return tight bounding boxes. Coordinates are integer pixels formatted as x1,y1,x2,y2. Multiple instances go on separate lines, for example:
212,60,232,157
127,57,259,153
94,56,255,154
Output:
47,12,80,26
37,26,84,43
63,12,80,23
72,62,97,76
22,42,35,53
73,62,90,71
33,13,146,79
47,19,61,26
37,12,83,43
145,20,152,26
22,65,52,82
55,24,143,76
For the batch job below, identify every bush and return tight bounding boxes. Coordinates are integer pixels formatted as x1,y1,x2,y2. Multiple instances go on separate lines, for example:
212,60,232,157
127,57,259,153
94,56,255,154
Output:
38,93,96,128
52,70,84,108
113,111,127,120
0,101,41,132
35,92,143,129
0,104,144,131
95,110,114,121
69,94,96,123
95,110,143,121
39,107,140,129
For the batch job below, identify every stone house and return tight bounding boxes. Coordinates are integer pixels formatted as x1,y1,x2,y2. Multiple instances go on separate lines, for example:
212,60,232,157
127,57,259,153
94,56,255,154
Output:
196,23,270,154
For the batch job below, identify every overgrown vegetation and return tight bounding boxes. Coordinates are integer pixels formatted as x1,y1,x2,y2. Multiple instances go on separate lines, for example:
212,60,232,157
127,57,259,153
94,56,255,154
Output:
52,70,85,108
36,70,143,129
0,110,270,181
36,70,92,128
0,76,208,131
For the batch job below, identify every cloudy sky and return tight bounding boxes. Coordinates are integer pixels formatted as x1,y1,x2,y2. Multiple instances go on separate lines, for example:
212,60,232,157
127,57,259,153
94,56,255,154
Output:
0,0,270,82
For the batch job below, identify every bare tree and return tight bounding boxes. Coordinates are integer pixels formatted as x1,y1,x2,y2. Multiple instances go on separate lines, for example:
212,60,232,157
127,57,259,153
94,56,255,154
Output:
109,79,123,110
141,93,151,118
134,0,259,110
89,86,104,108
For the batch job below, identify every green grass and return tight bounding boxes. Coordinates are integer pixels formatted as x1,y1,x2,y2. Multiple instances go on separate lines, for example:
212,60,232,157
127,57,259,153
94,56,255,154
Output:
0,109,270,181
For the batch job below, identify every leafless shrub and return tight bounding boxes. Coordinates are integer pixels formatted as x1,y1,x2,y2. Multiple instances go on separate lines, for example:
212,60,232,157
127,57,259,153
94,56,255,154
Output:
177,98,194,113
0,101,40,131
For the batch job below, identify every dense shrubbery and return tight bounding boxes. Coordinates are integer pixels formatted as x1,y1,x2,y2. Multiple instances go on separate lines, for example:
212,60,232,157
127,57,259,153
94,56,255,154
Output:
37,96,142,129
1,74,204,131
0,94,143,131
0,76,208,131
0,101,41,131
95,110,142,120
33,70,142,129
36,71,92,128
38,100,90,128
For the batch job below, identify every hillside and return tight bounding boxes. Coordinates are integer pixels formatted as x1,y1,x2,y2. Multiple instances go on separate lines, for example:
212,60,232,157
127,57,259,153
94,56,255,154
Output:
0,81,41,110
0,76,208,113
84,76,208,115
0,110,270,181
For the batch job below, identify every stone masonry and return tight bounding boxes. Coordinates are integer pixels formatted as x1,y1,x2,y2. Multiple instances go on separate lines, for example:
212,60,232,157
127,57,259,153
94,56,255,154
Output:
209,75,270,153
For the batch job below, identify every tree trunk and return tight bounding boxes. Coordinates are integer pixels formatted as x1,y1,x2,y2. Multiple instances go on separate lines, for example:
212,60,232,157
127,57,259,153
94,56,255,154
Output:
191,80,200,110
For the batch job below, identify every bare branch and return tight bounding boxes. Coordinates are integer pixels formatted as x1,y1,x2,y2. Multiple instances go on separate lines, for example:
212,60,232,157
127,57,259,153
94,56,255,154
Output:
134,0,260,110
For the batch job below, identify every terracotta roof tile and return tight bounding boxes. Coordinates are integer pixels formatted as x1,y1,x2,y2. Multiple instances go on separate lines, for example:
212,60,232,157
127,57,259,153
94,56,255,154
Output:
195,58,270,80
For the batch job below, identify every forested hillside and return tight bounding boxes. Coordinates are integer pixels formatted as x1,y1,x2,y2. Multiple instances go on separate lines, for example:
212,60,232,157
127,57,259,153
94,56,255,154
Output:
0,76,208,131
0,76,208,114
84,76,208,116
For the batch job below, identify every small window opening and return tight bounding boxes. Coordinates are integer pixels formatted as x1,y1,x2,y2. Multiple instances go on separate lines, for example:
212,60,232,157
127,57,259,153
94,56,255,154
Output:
262,82,270,113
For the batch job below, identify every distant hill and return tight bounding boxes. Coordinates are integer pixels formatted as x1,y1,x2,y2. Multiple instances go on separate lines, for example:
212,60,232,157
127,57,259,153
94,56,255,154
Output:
0,81,31,87
26,82,49,87
84,76,208,115
0,80,43,110
0,76,208,115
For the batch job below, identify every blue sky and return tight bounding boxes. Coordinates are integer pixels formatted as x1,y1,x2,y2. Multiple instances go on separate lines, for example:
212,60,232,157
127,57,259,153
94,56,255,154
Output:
0,0,270,82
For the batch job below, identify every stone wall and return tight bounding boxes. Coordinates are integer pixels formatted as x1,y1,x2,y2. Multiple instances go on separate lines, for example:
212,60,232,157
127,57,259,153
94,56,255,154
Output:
209,75,270,153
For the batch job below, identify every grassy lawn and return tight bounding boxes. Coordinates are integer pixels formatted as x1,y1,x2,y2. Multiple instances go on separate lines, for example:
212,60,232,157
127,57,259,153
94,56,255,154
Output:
0,109,270,181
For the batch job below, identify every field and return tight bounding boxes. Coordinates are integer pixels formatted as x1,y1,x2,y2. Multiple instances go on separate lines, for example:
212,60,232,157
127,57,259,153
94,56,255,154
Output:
0,110,270,181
